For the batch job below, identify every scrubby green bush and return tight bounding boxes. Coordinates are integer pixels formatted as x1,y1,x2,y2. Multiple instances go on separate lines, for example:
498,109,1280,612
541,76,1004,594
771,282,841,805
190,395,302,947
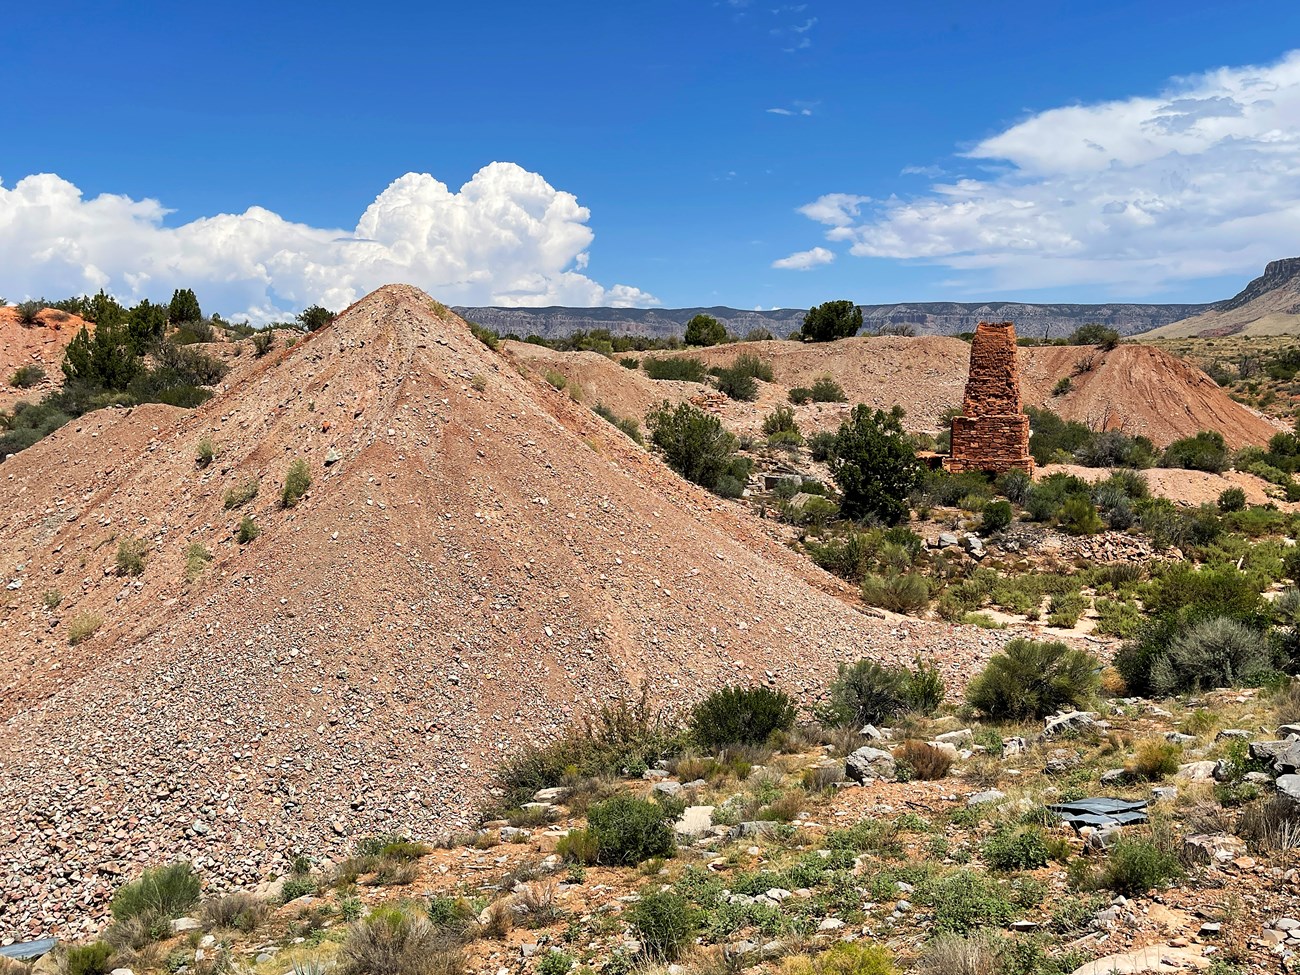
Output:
861,571,931,613
684,313,726,347
810,375,847,402
587,795,675,866
1071,834,1184,895
982,826,1050,871
916,870,1014,935
828,405,922,525
762,404,800,439
820,657,945,726
788,387,813,404
1068,324,1120,349
647,401,751,496
1058,496,1103,535
115,536,148,576
644,357,707,382
593,403,644,444
980,500,1012,533
16,299,44,325
1218,486,1247,512
9,364,45,388
1148,616,1273,695
337,904,462,975
281,458,311,507
223,479,259,509
966,638,1101,720
1164,430,1229,473
805,531,879,582
237,516,260,544
111,862,200,922
627,891,698,960
715,368,757,401
65,943,114,975
200,892,271,932
251,330,275,356
498,693,681,806
688,686,796,749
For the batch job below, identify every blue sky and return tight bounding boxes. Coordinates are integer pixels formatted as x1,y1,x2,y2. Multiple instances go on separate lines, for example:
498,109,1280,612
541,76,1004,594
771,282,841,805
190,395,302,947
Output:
4,0,1300,317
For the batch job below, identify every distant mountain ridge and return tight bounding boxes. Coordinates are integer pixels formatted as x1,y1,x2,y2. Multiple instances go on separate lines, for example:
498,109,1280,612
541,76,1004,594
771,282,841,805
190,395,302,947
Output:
1146,258,1300,338
457,301,1212,341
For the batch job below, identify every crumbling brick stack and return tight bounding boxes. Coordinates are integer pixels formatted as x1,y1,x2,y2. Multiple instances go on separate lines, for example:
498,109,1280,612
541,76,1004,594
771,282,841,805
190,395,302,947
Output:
945,321,1035,475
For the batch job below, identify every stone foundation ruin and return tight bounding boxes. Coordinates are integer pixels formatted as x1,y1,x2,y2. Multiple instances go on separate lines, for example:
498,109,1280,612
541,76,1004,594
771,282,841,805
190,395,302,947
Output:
945,321,1034,475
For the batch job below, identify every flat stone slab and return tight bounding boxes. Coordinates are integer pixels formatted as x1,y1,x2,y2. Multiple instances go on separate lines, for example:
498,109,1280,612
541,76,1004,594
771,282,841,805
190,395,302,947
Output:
674,806,715,838
1068,943,1209,975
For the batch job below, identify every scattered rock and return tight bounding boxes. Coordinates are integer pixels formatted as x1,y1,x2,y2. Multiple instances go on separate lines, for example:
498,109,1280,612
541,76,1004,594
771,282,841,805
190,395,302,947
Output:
845,746,896,783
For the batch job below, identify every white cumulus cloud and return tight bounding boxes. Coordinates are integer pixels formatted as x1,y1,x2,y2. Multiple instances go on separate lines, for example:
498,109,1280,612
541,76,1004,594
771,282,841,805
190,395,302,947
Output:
793,49,1300,294
772,246,834,270
0,162,657,320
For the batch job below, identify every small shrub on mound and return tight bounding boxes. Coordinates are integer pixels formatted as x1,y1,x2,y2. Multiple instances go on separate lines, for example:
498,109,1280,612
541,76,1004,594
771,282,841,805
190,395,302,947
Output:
688,685,796,749
426,896,477,937
644,357,707,382
586,795,675,866
223,479,259,509
914,931,1005,975
788,387,813,404
627,890,698,961
861,571,931,613
251,330,274,356
1218,486,1247,513
556,827,600,866
979,499,1012,533
498,691,680,806
1148,616,1272,695
68,612,103,645
1164,430,1229,473
726,351,775,382
647,400,751,496
65,943,114,975
809,375,847,402
16,300,44,325
10,364,45,388
782,941,897,975
762,404,800,439
338,905,463,975
1072,833,1184,895
982,825,1050,871
821,658,946,726
199,892,270,932
115,536,148,576
543,370,567,390
715,368,757,401
1127,738,1181,781
966,638,1101,720
237,516,261,544
184,543,213,582
195,436,216,468
281,458,311,508
111,862,200,922
894,740,952,781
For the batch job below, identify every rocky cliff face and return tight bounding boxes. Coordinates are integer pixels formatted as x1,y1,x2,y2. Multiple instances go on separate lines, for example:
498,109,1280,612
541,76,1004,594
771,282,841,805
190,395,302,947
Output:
1216,258,1300,314
1143,258,1300,338
457,301,1210,341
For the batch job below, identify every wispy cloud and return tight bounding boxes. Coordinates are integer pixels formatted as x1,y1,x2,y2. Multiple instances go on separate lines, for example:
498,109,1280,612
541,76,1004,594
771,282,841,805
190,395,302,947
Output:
772,246,834,270
766,104,814,117
790,49,1300,294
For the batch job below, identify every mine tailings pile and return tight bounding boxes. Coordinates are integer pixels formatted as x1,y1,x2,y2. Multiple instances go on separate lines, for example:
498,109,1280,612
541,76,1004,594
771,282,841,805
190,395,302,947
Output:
0,284,1001,939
